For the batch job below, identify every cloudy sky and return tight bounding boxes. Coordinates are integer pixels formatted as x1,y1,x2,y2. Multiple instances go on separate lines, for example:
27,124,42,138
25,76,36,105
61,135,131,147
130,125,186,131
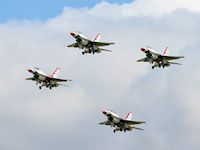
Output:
0,0,200,150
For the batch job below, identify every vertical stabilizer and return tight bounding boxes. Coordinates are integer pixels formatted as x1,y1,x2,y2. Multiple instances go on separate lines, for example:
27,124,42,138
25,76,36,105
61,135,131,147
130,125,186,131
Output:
50,67,60,78
163,47,169,56
94,33,101,42
125,112,133,120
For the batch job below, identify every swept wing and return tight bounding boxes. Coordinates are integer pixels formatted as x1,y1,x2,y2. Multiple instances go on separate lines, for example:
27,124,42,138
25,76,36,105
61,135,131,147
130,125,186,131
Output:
121,119,146,125
67,43,79,48
93,41,114,47
161,55,184,60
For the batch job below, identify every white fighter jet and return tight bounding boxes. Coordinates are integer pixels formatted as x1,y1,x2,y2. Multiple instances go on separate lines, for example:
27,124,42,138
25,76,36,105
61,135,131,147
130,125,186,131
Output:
67,31,114,55
137,47,184,69
26,67,72,89
99,110,145,133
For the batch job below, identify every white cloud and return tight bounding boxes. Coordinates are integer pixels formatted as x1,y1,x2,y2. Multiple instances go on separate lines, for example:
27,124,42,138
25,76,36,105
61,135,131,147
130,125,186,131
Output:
123,0,200,17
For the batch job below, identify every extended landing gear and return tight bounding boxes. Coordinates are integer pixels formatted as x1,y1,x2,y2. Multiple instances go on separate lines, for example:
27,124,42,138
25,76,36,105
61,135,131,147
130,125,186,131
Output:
39,86,42,90
152,66,155,69
82,52,85,55
113,129,116,133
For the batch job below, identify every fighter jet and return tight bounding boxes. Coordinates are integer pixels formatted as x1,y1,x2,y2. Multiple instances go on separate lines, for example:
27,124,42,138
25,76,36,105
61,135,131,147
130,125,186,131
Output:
99,110,145,133
137,47,184,69
67,31,114,55
26,67,72,89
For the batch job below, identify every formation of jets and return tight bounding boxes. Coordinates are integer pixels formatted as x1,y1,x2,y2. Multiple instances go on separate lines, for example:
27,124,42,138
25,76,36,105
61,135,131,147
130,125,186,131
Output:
137,47,184,69
99,110,145,133
26,31,185,133
26,67,72,89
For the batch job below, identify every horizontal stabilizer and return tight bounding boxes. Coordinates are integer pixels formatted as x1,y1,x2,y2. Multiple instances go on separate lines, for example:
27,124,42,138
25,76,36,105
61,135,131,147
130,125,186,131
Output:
132,126,144,130
26,77,35,80
100,48,112,52
58,83,69,87
169,62,182,65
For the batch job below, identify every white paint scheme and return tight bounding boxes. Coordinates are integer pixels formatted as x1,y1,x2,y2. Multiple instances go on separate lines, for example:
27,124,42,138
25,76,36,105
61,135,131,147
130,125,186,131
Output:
137,47,184,69
99,110,145,133
26,67,72,90
67,31,114,55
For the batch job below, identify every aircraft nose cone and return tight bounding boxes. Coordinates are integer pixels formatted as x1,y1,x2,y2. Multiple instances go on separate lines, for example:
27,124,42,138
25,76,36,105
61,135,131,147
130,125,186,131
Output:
102,111,108,115
140,48,146,51
70,32,76,37
27,68,33,73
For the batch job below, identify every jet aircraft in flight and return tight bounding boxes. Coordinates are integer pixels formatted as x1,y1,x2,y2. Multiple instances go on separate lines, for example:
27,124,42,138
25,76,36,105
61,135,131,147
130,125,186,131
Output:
137,47,184,69
99,110,145,133
26,67,72,89
67,31,114,55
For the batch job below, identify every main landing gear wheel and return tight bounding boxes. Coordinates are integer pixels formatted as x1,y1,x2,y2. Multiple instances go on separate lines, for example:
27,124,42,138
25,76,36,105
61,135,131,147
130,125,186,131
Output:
39,86,42,90
152,66,154,69
82,52,84,55
113,130,116,133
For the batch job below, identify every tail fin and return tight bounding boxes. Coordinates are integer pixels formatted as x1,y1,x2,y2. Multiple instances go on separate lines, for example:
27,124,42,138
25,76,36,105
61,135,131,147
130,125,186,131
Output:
163,47,169,56
125,112,133,121
50,67,60,78
94,33,101,42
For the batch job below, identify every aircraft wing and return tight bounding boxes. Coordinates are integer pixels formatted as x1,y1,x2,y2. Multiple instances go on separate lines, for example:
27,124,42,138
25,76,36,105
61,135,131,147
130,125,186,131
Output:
48,77,72,82
93,41,114,47
161,55,184,60
99,121,111,125
137,57,152,62
67,42,79,48
121,119,146,125
26,77,35,80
